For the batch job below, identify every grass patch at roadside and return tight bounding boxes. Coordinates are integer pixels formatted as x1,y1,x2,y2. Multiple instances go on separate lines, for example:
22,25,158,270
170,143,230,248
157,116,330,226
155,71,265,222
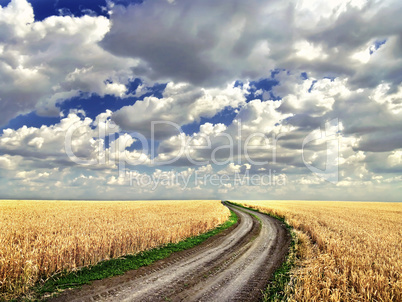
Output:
262,230,297,302
23,209,238,301
225,201,297,302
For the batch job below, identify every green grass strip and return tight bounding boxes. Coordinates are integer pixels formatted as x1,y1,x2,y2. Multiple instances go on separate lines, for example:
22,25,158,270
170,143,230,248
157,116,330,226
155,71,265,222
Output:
225,201,297,302
262,229,297,302
26,210,238,301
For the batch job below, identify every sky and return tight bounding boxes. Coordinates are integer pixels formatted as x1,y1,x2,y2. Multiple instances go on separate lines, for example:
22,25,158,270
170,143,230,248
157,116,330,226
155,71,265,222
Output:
0,0,401,201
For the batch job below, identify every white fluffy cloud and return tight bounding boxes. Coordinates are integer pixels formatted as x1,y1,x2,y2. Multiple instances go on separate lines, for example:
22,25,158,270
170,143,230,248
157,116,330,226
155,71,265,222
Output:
112,82,247,139
0,111,152,171
0,0,137,125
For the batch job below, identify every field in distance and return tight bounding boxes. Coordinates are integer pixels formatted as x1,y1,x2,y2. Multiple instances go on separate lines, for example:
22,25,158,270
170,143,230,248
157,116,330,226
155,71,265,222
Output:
0,200,230,300
237,200,402,302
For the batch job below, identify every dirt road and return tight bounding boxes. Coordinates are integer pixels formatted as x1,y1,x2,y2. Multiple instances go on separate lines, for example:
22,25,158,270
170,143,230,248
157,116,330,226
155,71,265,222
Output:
50,203,290,302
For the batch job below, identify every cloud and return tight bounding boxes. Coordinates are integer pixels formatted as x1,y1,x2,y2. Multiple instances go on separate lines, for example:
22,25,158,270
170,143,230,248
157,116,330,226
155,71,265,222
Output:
0,111,151,170
101,0,288,86
101,0,402,91
112,82,247,139
0,0,138,125
0,0,401,201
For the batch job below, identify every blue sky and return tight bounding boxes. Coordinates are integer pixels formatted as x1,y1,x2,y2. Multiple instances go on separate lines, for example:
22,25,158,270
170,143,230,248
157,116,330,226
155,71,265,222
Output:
0,0,401,201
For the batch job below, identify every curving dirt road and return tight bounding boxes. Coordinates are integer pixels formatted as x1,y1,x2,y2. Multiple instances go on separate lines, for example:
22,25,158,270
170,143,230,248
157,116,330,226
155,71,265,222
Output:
50,203,290,302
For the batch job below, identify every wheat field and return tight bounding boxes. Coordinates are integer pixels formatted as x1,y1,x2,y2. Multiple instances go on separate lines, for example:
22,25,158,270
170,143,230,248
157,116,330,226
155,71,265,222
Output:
237,200,402,302
0,200,229,300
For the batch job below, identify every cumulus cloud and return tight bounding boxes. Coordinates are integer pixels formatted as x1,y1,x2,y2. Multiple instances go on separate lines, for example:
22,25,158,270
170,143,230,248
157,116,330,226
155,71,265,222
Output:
0,111,151,171
0,0,137,125
141,73,401,187
101,0,289,86
112,82,247,139
102,0,402,90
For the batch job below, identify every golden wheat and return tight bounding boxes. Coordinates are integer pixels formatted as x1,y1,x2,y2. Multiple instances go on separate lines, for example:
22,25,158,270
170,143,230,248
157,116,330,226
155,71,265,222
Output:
0,200,229,299
237,200,402,302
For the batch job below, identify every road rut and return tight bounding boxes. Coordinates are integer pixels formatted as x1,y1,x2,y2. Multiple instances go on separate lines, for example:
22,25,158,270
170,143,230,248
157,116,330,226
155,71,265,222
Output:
50,203,290,302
